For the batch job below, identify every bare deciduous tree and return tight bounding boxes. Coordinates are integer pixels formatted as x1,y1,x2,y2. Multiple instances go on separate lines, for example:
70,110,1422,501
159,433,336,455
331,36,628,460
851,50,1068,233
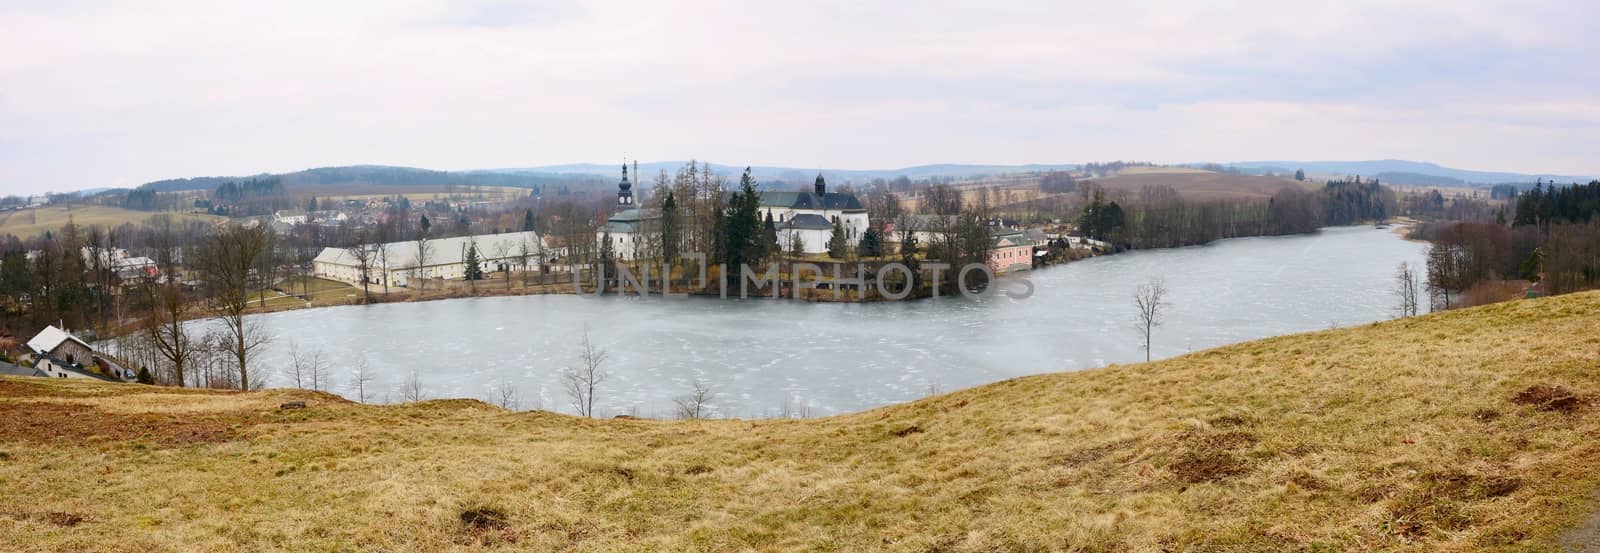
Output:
487,377,520,410
350,357,374,403
562,326,608,417
194,224,273,390
345,232,375,303
287,340,328,390
1133,277,1169,362
673,379,716,420
144,248,194,387
402,368,426,403
1394,261,1421,317
413,233,432,292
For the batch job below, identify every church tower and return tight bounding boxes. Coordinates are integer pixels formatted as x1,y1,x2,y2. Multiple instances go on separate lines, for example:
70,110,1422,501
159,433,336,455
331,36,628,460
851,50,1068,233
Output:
617,163,634,207
814,173,827,196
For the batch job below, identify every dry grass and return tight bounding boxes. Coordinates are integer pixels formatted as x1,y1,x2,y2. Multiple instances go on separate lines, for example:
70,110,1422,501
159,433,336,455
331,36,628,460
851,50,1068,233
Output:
3,292,1600,551
0,205,224,239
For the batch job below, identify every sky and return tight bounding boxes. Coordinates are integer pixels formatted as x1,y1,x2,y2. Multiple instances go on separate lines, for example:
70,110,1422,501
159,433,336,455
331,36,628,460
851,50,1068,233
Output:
1,0,1597,195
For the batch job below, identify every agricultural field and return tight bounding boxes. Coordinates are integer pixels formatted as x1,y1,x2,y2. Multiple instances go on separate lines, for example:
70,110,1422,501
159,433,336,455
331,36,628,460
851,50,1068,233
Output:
0,205,224,239
1088,167,1314,201
288,184,532,203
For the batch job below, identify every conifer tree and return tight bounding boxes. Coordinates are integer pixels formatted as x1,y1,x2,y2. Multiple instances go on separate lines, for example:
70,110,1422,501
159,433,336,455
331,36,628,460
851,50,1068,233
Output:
827,218,847,259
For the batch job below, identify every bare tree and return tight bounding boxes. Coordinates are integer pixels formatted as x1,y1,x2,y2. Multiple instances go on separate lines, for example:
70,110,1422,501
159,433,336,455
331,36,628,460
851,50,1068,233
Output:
492,240,516,290
345,232,375,303
413,233,432,292
287,340,328,390
673,379,717,420
1133,277,1169,362
562,325,609,417
487,377,520,410
350,357,375,403
401,368,426,402
194,224,273,390
1393,261,1421,317
144,232,194,386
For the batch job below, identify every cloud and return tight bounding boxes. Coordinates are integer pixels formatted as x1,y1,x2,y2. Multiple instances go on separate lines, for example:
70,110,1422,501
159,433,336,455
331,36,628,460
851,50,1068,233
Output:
0,0,1596,194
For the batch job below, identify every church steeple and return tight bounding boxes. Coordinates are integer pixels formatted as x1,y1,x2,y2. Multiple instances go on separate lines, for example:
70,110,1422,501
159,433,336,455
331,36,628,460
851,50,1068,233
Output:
814,173,826,195
617,163,634,206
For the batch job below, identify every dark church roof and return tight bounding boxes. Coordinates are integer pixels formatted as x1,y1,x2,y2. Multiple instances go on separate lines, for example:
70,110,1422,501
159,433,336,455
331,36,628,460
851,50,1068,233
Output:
757,191,865,211
782,213,833,230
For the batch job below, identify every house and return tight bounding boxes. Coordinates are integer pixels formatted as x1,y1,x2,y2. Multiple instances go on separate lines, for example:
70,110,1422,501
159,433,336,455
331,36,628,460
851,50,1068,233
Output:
988,229,1033,274
32,355,121,381
1023,228,1050,248
883,214,961,252
273,209,309,225
0,361,45,378
26,325,95,366
313,230,545,288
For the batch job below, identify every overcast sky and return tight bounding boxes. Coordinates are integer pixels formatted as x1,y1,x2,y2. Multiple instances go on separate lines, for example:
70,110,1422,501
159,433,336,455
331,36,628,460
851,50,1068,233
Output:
1,0,1596,195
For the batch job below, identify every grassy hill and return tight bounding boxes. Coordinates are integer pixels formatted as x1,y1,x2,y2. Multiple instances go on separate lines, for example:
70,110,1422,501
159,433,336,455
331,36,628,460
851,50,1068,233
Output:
3,293,1600,551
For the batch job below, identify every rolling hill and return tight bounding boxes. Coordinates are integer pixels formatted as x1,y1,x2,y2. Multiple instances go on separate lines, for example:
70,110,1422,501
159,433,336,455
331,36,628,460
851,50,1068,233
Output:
4,292,1600,551
1228,159,1596,186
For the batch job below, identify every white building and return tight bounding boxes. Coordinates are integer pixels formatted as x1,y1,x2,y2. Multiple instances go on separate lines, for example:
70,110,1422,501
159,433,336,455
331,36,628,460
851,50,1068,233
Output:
765,175,869,255
313,230,545,288
596,169,870,258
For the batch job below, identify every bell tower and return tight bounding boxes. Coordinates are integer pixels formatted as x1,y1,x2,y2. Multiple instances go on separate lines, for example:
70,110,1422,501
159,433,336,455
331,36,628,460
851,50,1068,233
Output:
617,163,634,206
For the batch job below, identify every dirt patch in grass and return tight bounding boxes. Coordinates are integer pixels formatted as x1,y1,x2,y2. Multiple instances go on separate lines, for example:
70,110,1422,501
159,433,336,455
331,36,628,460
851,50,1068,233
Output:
1,510,90,527
0,400,265,447
1168,430,1258,484
1051,439,1135,468
0,379,58,398
1386,470,1523,539
1513,385,1586,413
890,424,925,437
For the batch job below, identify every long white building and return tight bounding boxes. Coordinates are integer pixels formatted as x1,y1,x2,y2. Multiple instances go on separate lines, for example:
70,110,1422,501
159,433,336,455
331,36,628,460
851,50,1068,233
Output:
313,231,545,288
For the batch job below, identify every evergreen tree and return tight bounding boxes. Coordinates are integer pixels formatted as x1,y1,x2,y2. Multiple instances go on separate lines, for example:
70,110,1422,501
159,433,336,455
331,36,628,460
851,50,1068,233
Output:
419,214,432,236
827,218,848,259
858,227,883,258
661,191,680,262
720,168,764,278
136,367,155,385
1294,169,1306,181
464,243,484,281
762,212,780,261
598,230,616,288
522,209,535,232
307,196,318,211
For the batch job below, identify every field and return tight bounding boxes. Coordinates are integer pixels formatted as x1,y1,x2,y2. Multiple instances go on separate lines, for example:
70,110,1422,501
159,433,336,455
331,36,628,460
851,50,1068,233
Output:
287,184,531,203
0,206,224,239
901,168,1317,214
1089,168,1314,201
3,292,1600,551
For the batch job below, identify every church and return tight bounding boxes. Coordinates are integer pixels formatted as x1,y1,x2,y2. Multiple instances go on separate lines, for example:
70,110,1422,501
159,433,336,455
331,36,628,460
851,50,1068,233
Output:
598,164,658,261
597,165,869,259
766,174,868,255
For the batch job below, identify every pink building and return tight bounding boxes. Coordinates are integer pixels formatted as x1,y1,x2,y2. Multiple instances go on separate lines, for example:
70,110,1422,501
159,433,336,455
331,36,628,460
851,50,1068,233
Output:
988,231,1033,273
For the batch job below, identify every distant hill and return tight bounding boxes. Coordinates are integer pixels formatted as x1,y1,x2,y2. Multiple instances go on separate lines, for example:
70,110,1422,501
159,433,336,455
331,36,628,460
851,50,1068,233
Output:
137,165,606,193
1226,159,1595,186
490,162,1082,185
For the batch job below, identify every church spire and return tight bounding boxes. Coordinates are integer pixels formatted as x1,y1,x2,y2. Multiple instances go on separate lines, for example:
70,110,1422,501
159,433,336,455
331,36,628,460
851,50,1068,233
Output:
814,173,826,195
617,162,634,206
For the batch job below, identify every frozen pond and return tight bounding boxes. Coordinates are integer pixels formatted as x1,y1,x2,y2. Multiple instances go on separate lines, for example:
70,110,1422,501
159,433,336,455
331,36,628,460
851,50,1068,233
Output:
237,225,1428,416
